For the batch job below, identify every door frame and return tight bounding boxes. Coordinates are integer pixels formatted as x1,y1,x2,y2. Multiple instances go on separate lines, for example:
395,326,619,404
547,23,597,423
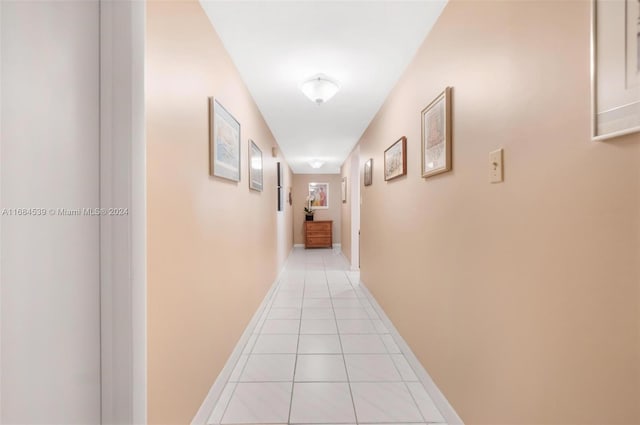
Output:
350,145,360,270
99,1,147,423
0,0,4,415
0,1,147,422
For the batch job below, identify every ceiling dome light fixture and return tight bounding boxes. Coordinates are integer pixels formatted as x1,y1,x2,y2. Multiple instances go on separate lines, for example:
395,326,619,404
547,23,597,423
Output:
308,159,325,169
300,74,340,105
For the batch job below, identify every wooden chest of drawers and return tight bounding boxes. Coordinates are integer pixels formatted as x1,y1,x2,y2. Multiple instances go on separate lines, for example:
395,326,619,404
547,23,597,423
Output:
304,220,333,249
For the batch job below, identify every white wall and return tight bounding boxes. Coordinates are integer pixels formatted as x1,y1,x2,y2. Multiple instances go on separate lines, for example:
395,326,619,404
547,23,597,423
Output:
1,2,101,423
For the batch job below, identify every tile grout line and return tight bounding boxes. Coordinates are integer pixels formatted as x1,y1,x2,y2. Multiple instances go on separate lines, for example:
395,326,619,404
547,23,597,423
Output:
217,277,280,424
357,271,433,424
384,334,426,422
346,259,427,424
403,380,429,424
217,250,439,425
329,267,360,425
228,379,423,384
286,270,305,424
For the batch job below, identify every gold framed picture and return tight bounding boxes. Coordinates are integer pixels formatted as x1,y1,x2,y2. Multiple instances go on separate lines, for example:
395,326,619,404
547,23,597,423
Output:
384,137,407,181
421,87,452,178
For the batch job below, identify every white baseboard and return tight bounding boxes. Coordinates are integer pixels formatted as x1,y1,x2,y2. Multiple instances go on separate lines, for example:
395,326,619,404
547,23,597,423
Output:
191,255,290,424
358,281,464,425
332,243,341,248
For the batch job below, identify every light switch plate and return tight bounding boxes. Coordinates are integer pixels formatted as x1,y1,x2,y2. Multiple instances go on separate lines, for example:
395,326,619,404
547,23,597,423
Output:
490,148,503,183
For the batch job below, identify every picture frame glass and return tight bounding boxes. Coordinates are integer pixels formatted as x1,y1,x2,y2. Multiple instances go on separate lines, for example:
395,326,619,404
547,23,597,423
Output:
592,0,640,139
276,162,282,211
308,182,329,209
341,177,347,203
249,140,263,191
421,87,451,178
364,158,373,186
210,98,241,181
384,137,407,181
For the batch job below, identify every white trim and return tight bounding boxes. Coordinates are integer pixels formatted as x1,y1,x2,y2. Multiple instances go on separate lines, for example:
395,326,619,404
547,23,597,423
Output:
349,145,360,271
191,266,288,425
332,243,341,248
130,2,147,423
99,1,146,423
358,280,464,425
592,125,640,141
0,1,4,419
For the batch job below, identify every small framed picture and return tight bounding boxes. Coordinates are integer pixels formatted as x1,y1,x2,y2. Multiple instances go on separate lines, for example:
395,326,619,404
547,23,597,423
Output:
421,87,452,178
384,136,407,181
341,177,347,203
364,158,373,186
308,182,329,209
248,139,263,191
209,98,241,181
276,162,282,211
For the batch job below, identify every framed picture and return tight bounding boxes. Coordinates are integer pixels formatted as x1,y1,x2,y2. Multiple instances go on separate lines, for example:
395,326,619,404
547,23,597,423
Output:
308,182,329,209
209,98,241,181
341,177,347,203
591,0,640,140
276,162,282,211
248,140,263,191
421,87,452,178
364,158,373,186
384,136,407,181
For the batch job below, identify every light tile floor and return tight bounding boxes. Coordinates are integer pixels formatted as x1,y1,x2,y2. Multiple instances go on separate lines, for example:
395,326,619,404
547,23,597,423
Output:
208,247,446,425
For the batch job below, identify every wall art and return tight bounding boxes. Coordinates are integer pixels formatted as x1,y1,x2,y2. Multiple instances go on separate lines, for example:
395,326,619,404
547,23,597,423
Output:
364,158,373,186
592,0,640,140
308,182,329,209
384,136,407,181
421,87,452,178
249,139,263,191
209,98,241,181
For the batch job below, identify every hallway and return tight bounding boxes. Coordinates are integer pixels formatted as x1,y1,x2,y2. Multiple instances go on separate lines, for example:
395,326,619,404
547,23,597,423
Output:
206,248,445,425
2,0,640,423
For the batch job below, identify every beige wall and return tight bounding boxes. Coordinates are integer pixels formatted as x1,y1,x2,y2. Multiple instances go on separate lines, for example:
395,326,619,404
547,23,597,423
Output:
146,1,293,423
292,174,342,245
353,1,640,424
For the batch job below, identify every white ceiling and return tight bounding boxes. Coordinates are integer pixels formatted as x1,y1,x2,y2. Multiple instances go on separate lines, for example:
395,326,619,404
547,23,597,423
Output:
201,1,447,174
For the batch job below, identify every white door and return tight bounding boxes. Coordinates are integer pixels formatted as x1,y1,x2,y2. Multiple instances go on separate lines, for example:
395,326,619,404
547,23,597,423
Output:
1,1,102,423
